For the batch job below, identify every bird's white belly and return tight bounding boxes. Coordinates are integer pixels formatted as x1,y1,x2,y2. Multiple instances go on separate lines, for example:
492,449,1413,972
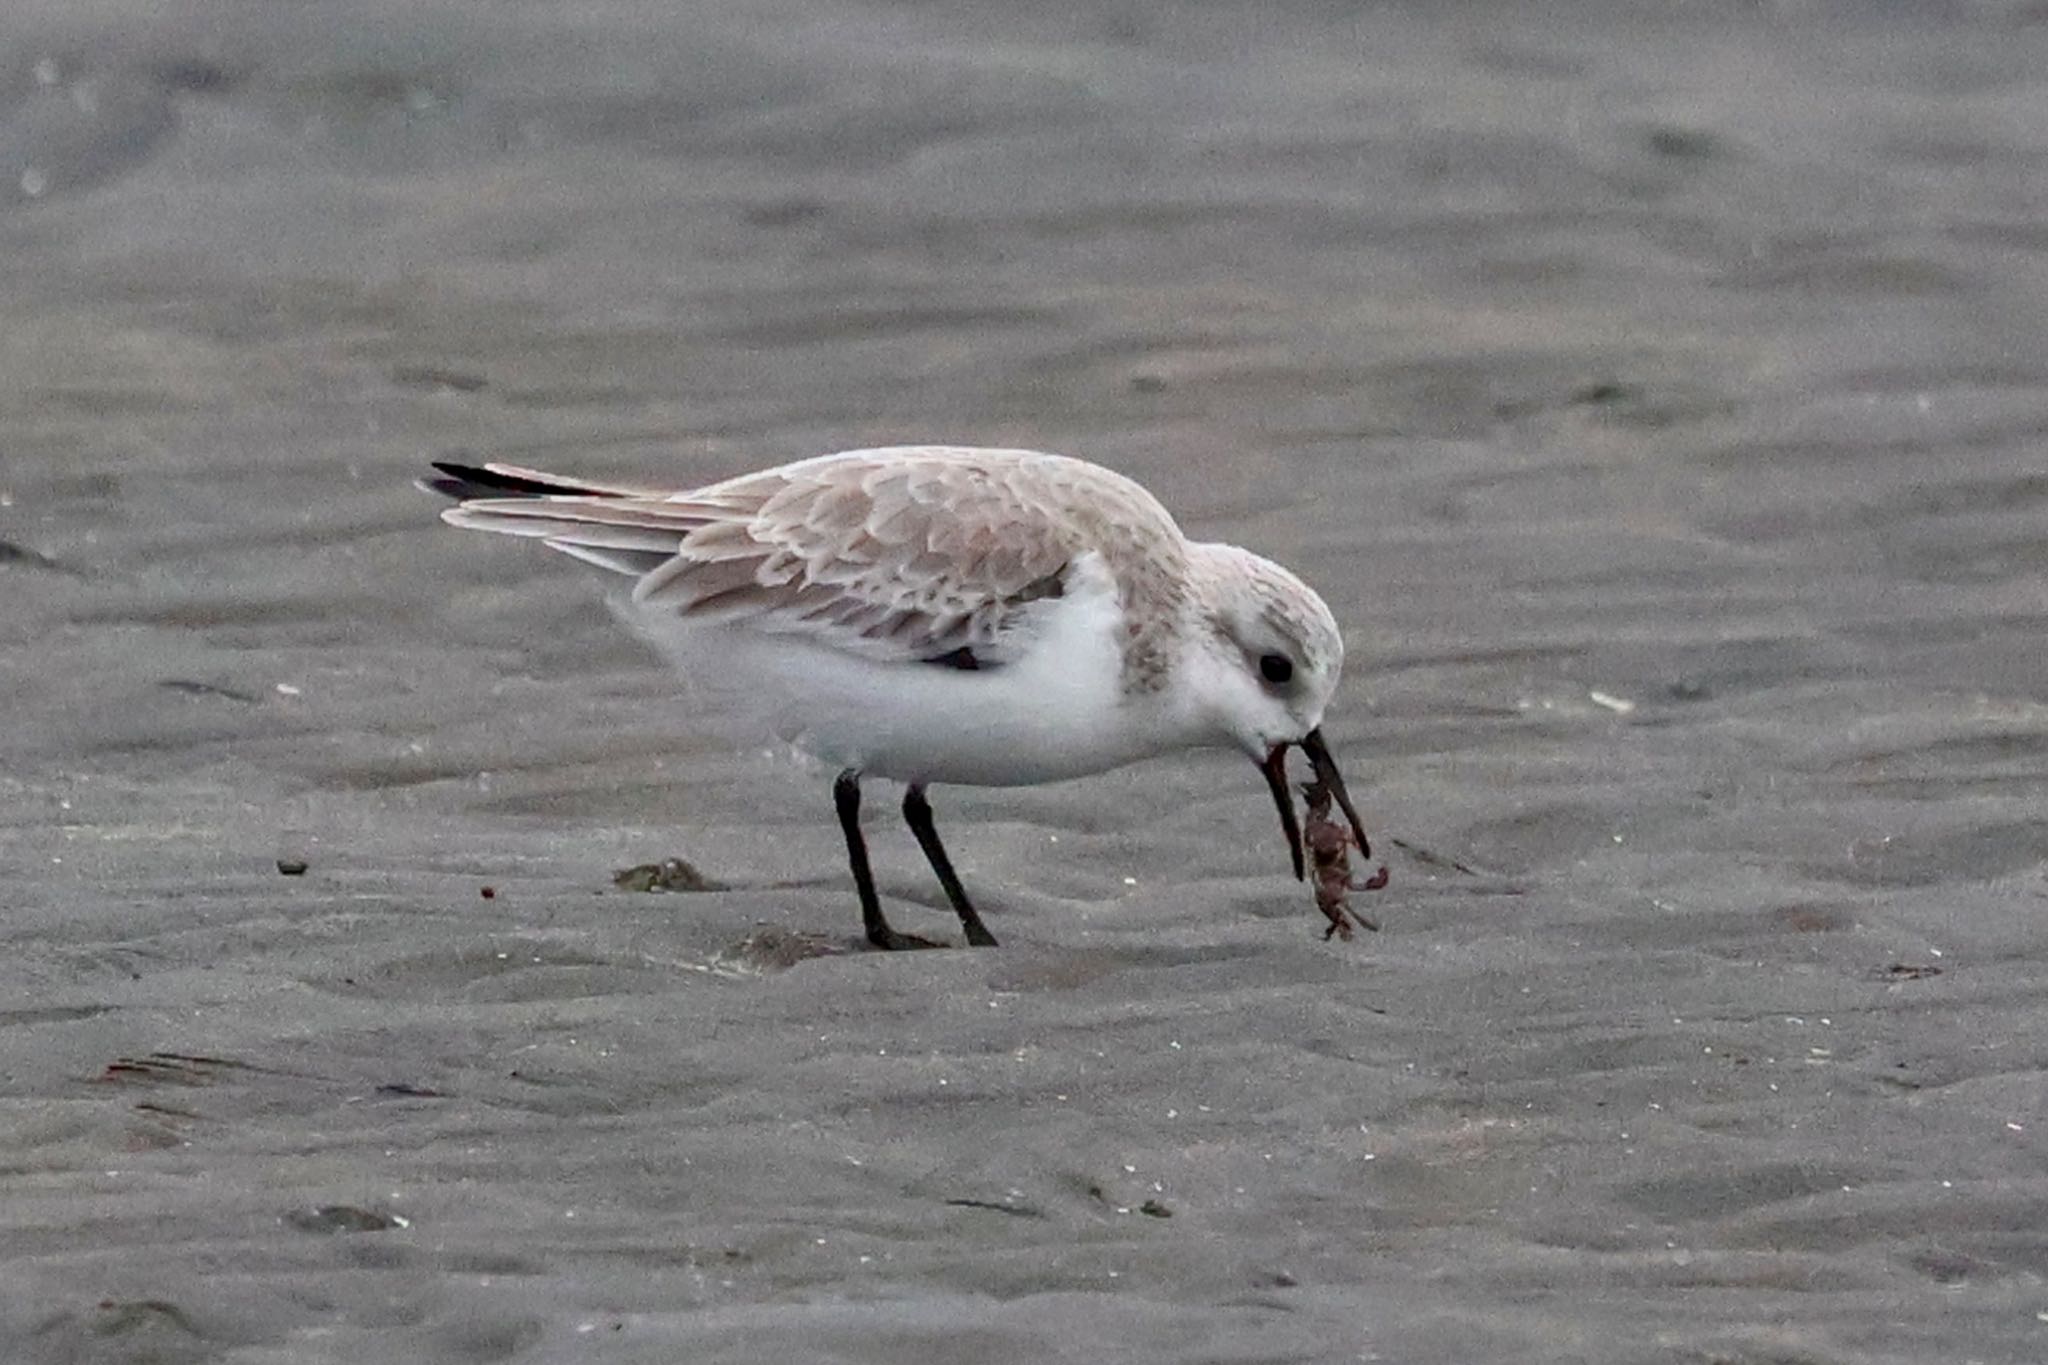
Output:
625,581,1185,786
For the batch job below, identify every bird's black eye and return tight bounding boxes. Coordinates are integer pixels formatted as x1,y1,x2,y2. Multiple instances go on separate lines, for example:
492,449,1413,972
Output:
1258,653,1294,686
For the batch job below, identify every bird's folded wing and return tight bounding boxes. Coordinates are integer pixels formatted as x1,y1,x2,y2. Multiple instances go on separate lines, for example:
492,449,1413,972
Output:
449,451,1113,665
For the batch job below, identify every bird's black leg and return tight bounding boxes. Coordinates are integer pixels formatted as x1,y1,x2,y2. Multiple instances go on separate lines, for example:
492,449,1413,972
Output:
834,770,937,951
903,784,999,947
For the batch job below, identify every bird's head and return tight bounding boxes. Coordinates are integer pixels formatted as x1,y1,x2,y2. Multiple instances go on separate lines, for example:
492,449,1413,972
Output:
1183,543,1374,878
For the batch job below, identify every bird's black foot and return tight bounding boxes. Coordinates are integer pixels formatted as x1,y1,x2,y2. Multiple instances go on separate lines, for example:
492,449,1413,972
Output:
866,925,948,951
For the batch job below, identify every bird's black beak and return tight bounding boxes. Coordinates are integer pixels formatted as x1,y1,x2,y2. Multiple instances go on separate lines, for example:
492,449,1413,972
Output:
1294,732,1376,859
1260,727,1374,880
1299,726,1373,861
1262,742,1305,880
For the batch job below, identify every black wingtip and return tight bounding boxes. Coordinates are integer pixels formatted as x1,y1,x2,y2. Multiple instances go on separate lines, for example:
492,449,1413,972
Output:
420,460,572,502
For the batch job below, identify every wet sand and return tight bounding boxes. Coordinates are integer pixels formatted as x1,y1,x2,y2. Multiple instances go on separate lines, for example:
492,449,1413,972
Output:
5,3,2048,1362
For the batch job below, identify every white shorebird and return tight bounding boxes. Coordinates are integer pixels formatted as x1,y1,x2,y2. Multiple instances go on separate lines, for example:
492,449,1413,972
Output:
426,446,1381,948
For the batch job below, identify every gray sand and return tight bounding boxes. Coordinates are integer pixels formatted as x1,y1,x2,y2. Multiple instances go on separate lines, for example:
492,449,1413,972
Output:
5,4,2048,1362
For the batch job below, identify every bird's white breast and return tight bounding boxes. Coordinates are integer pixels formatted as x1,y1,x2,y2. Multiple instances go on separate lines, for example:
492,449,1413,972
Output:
623,553,1196,786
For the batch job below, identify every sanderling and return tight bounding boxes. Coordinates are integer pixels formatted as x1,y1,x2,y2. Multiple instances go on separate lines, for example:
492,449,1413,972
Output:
425,445,1380,948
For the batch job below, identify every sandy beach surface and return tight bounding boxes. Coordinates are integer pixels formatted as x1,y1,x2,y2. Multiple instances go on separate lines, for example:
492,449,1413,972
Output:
5,3,2048,1361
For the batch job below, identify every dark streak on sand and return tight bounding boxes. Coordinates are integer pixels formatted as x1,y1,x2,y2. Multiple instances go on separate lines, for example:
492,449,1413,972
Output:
943,1198,1045,1219
159,679,262,704
0,540,82,576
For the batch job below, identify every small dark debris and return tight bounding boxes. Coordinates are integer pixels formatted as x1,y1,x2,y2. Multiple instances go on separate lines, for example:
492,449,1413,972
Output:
99,1053,243,1086
159,679,259,703
154,1051,244,1068
131,1101,201,1121
391,364,488,393
1138,1199,1173,1218
1571,380,1638,407
1884,962,1943,981
284,1205,402,1235
614,858,726,893
1562,378,1722,431
479,885,496,900
1261,1270,1299,1288
276,858,309,876
375,1083,443,1098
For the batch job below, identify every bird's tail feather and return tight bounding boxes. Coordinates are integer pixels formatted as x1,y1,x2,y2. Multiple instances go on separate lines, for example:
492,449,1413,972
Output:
425,461,690,578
